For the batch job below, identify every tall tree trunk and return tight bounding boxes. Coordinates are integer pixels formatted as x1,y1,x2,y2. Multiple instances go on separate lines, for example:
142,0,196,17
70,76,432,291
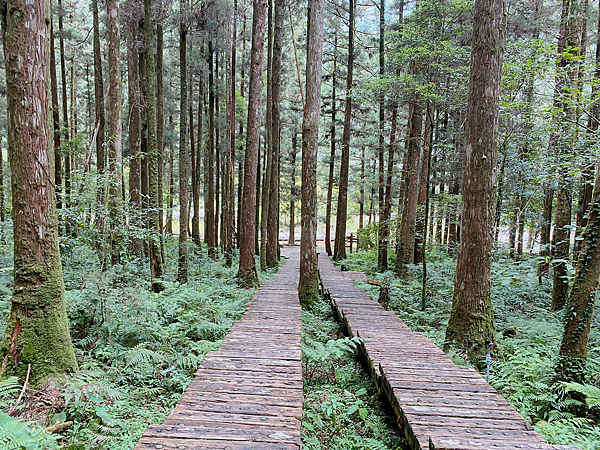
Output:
333,0,354,261
444,0,506,363
552,0,584,311
107,0,122,265
128,18,143,256
267,0,283,268
289,130,298,245
167,116,174,235
395,100,422,274
325,32,337,257
144,0,164,291
50,22,62,214
193,79,203,246
207,41,216,258
377,0,386,271
415,102,434,264
178,1,189,282
299,0,325,307
156,23,165,262
237,0,268,286
58,0,69,230
226,0,237,266
358,146,365,248
558,159,600,382
260,1,273,271
0,0,77,385
92,0,105,233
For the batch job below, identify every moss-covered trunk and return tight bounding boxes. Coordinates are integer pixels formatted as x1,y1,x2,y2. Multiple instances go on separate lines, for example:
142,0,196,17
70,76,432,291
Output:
558,161,600,382
0,0,77,386
444,0,506,363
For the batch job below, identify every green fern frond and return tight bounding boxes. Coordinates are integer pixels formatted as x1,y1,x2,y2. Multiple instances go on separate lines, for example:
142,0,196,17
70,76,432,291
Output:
125,345,166,367
561,382,600,408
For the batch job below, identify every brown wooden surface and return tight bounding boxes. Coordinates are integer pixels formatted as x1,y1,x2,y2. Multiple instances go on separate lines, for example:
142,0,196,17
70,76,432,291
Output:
134,249,302,450
318,254,581,450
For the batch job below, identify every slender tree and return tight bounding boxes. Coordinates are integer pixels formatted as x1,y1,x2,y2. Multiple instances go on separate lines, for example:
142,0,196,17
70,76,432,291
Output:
237,0,268,286
178,0,189,282
92,0,105,232
144,0,164,291
377,0,386,271
444,0,506,362
299,0,325,306
325,32,337,258
107,0,122,265
333,0,354,261
0,0,77,385
267,0,284,268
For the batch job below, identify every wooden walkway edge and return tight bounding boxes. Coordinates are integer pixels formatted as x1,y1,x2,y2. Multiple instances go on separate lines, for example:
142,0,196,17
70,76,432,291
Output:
134,249,302,450
318,254,581,450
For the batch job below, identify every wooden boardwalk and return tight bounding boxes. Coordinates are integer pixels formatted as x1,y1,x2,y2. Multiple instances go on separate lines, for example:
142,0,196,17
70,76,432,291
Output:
318,254,581,450
135,250,302,450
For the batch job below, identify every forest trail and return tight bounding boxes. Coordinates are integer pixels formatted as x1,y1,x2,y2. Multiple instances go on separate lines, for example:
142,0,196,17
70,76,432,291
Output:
134,249,302,450
318,254,582,450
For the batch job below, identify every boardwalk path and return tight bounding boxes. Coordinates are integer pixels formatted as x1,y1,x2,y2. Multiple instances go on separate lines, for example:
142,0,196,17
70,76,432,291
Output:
318,254,580,450
135,249,302,450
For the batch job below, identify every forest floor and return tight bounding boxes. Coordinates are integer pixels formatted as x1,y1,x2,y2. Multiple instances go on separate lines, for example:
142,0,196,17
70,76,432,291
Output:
337,245,600,450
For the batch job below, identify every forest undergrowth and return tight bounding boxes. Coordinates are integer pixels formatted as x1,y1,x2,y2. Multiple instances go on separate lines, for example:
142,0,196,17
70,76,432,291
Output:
0,221,277,450
338,244,600,450
301,296,407,450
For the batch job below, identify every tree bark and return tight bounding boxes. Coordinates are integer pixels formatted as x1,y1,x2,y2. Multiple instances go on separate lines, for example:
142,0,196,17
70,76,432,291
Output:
267,0,283,268
144,0,164,291
92,0,105,234
107,0,122,265
156,23,165,262
377,0,386,271
178,1,189,283
127,17,143,256
552,0,584,311
0,0,77,385
226,1,238,267
299,0,325,307
207,41,216,258
558,159,600,382
395,100,422,274
58,0,69,230
260,1,273,271
415,102,434,264
444,0,506,363
289,130,298,245
333,0,354,261
325,32,337,258
237,0,268,286
50,22,62,213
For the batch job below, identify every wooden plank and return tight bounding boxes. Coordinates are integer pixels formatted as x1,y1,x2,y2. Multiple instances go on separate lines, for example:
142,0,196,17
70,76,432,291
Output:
136,437,300,450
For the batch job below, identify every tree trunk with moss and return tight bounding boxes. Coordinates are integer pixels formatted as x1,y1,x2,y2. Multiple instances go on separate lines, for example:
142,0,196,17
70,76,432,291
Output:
299,0,324,307
144,0,164,292
0,0,77,386
237,0,268,286
444,0,506,363
557,161,600,382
